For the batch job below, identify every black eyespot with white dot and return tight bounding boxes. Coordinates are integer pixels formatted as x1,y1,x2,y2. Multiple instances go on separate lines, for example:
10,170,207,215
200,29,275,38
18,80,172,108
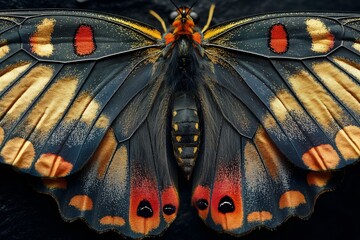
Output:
196,199,208,210
218,196,235,214
137,200,153,218
163,204,177,215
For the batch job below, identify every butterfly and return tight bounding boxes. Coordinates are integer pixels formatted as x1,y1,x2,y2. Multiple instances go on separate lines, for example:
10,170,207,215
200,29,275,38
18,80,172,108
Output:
0,1,359,239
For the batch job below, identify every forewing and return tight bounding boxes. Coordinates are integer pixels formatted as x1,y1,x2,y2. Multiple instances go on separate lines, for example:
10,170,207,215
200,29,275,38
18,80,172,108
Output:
0,11,163,177
191,13,360,235
202,13,360,171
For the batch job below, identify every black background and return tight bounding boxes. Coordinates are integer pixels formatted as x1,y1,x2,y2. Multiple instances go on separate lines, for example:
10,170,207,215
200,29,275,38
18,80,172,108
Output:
0,0,360,240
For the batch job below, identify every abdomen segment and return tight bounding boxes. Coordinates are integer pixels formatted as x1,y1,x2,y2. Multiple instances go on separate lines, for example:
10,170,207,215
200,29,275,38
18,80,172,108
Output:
171,92,200,180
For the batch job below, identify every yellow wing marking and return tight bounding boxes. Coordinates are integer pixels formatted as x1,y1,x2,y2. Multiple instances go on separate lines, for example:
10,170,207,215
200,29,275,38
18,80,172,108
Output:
0,40,10,59
203,18,253,40
288,70,345,130
0,62,32,92
0,65,54,122
305,18,334,53
0,137,35,169
106,17,162,40
312,61,360,115
335,125,360,160
30,18,56,57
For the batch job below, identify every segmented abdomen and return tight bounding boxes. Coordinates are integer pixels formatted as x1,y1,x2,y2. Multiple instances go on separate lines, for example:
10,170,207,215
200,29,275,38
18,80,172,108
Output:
171,92,200,180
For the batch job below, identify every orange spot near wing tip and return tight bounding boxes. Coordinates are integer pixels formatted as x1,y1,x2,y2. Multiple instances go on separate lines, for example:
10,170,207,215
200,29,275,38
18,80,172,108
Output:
269,24,288,54
247,211,273,222
129,175,160,235
35,153,73,177
302,144,340,170
69,195,93,211
307,171,332,187
99,216,126,226
161,186,179,223
279,190,306,209
192,185,210,220
74,25,96,56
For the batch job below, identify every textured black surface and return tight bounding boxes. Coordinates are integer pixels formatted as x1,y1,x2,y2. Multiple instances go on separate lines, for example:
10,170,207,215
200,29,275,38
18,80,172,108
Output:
0,0,360,239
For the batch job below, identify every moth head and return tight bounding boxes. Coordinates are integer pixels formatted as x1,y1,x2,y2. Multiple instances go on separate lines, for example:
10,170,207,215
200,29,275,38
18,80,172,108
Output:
168,7,199,26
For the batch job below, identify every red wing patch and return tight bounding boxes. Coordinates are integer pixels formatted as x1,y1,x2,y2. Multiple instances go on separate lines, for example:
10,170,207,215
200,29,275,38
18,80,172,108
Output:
269,24,288,54
210,162,243,231
74,25,96,56
129,165,160,235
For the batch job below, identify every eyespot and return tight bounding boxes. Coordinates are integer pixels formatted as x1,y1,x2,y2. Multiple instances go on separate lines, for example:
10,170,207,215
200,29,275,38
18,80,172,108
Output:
190,11,199,24
163,204,176,215
196,199,208,210
168,11,179,23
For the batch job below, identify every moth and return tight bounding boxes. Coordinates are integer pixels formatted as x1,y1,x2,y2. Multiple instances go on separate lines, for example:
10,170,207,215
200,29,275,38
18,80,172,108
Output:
0,2,359,239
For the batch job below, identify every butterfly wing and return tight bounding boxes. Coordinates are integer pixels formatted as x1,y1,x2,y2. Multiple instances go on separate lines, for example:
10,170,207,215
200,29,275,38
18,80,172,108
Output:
192,13,360,234
0,11,179,238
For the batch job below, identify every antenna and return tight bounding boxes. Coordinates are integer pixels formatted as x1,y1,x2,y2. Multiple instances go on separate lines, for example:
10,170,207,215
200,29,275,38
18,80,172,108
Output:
170,0,180,12
186,0,199,15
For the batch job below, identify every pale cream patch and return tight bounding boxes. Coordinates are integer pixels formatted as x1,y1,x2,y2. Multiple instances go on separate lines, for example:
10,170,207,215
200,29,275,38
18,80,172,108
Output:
306,18,334,53
312,61,360,114
0,65,54,121
64,92,100,125
30,18,56,57
0,41,10,58
0,62,32,92
353,40,360,52
288,70,344,130
0,137,35,169
335,125,360,160
25,76,78,135
0,127,4,145
333,57,360,81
